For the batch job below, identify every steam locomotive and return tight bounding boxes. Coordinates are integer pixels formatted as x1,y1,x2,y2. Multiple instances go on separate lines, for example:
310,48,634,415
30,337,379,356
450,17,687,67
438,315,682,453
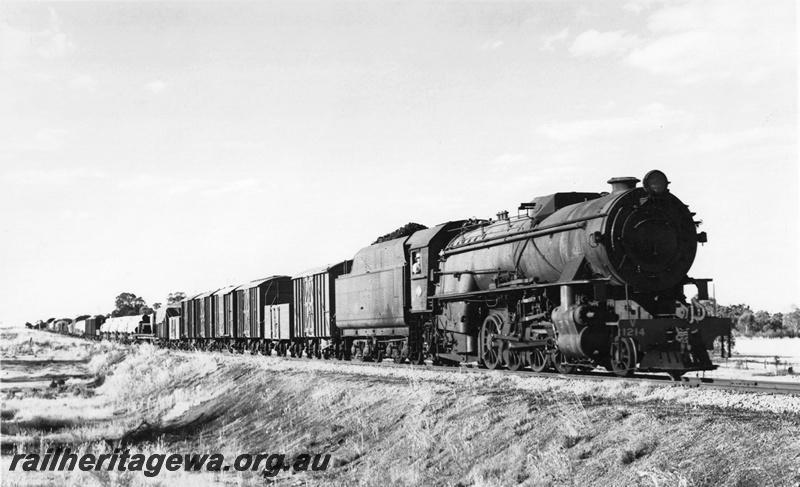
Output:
89,170,731,379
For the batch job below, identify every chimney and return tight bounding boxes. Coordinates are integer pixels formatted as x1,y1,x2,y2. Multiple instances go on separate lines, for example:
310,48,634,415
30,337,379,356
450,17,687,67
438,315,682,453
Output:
496,210,509,221
607,177,640,193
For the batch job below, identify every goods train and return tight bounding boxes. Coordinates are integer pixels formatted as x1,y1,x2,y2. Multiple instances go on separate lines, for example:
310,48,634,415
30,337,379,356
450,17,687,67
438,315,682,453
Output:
55,170,732,379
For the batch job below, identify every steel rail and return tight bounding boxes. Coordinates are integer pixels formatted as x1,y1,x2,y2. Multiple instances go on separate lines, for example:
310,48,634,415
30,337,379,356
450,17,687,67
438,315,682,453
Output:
49,330,800,397
218,351,800,396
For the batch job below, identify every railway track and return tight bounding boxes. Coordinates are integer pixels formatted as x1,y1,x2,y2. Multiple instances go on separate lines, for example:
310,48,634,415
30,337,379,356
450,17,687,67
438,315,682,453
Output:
249,352,800,396
35,331,799,397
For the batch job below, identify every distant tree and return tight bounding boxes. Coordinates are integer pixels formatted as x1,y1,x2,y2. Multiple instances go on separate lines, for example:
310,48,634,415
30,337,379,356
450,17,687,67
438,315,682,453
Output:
737,312,755,335
152,302,162,310
770,312,784,330
373,222,428,244
754,310,771,332
167,292,186,305
784,307,800,334
139,305,154,315
25,322,32,329
717,303,752,321
112,292,148,317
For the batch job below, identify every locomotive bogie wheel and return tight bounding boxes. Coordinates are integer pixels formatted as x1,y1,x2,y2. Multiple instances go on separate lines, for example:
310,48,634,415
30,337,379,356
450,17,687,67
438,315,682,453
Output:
610,338,637,378
392,348,403,364
529,348,548,373
480,315,504,370
505,349,524,372
552,351,576,375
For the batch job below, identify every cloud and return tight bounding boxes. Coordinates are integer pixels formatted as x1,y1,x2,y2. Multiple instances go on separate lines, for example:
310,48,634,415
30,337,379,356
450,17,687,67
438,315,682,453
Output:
491,154,528,165
119,175,211,194
60,210,91,221
145,80,168,94
623,0,658,14
32,128,71,151
684,125,796,153
118,175,259,196
3,168,108,186
118,174,173,191
37,8,75,60
536,103,690,142
478,40,504,51
541,28,569,52
70,74,98,93
569,29,640,57
0,22,30,70
0,8,75,69
625,0,794,84
202,178,260,196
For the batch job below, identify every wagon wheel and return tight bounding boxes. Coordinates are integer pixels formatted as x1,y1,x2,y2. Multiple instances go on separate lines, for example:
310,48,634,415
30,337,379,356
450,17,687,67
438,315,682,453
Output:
354,344,369,362
391,346,403,364
552,351,576,375
529,348,548,373
610,338,637,378
480,315,504,370
505,349,524,372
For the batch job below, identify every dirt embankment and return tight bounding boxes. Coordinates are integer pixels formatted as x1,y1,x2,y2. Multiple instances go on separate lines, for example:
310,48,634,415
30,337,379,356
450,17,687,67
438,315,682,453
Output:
2,330,800,486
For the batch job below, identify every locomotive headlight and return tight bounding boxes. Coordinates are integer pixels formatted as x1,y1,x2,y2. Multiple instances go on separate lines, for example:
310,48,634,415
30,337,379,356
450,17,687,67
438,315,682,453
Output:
643,170,669,196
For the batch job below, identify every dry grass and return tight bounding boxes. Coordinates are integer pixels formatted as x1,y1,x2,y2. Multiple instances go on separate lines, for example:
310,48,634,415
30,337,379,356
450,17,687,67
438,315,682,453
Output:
2,329,800,486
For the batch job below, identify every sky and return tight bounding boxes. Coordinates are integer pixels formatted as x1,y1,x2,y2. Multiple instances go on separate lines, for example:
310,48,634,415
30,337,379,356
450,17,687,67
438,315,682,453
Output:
0,0,797,326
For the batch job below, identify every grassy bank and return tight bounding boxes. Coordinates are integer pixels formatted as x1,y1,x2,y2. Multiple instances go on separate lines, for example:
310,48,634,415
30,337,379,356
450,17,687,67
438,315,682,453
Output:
2,330,800,486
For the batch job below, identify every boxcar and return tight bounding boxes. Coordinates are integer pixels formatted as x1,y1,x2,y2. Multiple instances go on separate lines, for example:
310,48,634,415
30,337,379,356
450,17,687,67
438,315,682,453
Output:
180,293,202,343
155,305,180,343
264,301,292,355
85,316,104,339
168,315,182,343
234,276,292,354
212,285,236,341
74,320,86,336
290,261,352,358
53,319,73,334
195,289,219,349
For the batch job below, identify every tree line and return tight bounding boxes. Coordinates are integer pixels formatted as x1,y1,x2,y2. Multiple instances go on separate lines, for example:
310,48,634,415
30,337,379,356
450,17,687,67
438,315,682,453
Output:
713,303,800,338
